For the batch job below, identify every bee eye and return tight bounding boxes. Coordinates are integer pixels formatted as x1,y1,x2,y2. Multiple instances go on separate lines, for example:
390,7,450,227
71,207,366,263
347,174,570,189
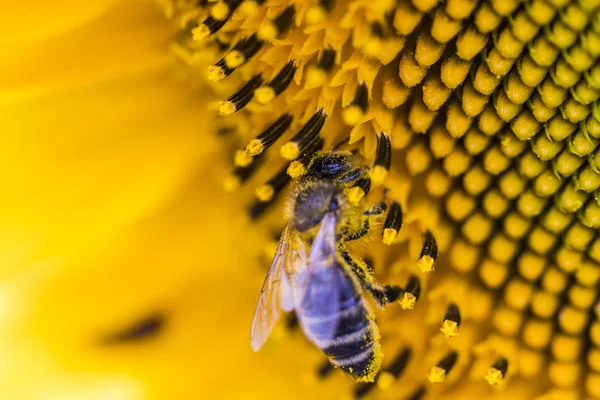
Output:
102,313,165,345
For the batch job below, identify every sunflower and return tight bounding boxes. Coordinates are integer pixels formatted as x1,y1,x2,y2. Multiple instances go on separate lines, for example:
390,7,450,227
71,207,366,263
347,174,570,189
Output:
3,0,600,399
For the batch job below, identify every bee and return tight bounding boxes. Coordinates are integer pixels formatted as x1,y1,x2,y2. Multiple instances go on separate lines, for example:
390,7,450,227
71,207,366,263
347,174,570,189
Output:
250,133,402,382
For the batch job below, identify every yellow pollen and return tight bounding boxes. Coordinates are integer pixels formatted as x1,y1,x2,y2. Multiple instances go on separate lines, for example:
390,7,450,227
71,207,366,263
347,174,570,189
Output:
224,50,245,68
441,320,459,338
256,185,275,202
207,66,225,82
428,366,447,383
280,142,300,160
223,176,241,192
255,86,276,104
287,161,305,178
304,66,327,89
192,24,211,41
239,1,259,17
346,186,365,207
418,255,435,273
342,105,364,125
399,293,416,310
382,228,398,246
369,165,388,186
234,150,253,167
257,22,278,42
376,371,395,391
219,101,236,116
484,367,504,386
210,1,230,21
305,6,326,25
245,139,264,156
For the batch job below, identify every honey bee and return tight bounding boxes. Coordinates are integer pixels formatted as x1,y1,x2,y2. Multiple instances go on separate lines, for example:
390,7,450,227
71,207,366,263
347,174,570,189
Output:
250,134,402,382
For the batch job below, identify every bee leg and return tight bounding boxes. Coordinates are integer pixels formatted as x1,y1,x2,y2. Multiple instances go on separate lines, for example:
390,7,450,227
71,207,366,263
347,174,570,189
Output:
363,201,386,216
339,247,402,307
342,216,370,241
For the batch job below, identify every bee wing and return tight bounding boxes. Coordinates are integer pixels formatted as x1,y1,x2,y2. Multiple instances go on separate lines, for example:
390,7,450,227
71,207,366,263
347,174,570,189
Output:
295,212,342,345
250,225,307,352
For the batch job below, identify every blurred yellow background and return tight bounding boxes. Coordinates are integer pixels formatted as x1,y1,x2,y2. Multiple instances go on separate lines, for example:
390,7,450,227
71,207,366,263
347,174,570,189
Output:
0,1,340,398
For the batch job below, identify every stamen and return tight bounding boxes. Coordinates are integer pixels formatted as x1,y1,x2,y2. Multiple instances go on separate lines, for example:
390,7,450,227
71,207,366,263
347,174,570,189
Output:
194,0,242,39
377,347,412,391
239,0,265,17
342,82,369,125
399,274,420,310
210,0,240,21
280,109,327,160
257,5,296,42
219,74,263,115
363,22,384,58
305,49,336,88
428,351,459,383
245,113,293,156
287,137,324,178
224,155,263,192
407,386,426,400
485,358,508,386
382,200,403,245
234,150,253,167
347,177,371,206
417,230,438,273
208,35,264,81
441,303,461,338
255,164,291,202
305,0,334,25
317,360,334,379
370,132,392,185
255,61,298,104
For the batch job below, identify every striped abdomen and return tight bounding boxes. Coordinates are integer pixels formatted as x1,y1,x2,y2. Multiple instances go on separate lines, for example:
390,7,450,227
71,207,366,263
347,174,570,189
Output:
297,265,381,382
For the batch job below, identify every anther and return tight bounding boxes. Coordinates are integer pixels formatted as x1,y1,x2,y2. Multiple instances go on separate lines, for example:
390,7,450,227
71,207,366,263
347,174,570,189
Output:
317,360,334,379
407,386,426,400
255,165,291,202
245,113,293,156
399,275,420,310
225,34,264,69
343,82,369,125
347,178,371,206
255,61,298,104
305,49,336,88
219,74,263,116
417,230,438,273
428,351,459,383
207,59,233,82
370,132,392,186
382,200,403,245
363,22,385,58
194,0,242,39
257,5,295,42
485,358,508,386
441,303,461,338
280,109,327,160
224,155,263,192
377,347,412,391
287,137,324,178
239,0,265,17
305,0,334,25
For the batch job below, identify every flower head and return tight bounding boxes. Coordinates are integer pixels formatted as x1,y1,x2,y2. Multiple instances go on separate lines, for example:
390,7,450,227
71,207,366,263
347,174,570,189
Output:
163,0,600,398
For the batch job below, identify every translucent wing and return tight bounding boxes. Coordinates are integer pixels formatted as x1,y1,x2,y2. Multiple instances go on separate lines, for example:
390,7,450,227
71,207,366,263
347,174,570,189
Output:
296,212,342,345
250,224,307,351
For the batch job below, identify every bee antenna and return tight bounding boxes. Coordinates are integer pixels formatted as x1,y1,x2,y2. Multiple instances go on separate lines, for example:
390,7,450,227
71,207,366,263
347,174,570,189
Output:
332,137,349,150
